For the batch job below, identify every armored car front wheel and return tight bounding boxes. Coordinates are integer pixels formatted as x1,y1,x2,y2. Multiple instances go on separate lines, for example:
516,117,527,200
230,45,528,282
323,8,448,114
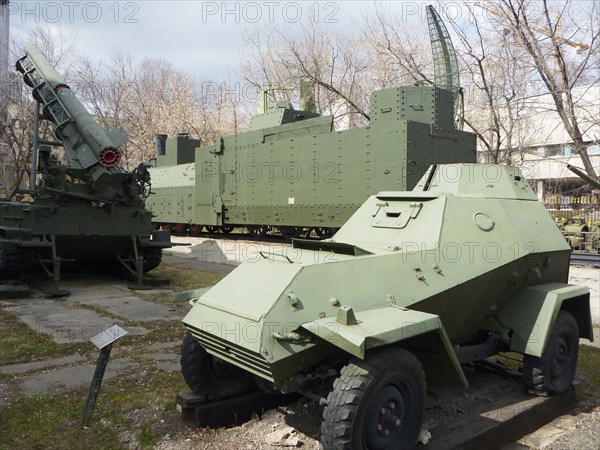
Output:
321,347,426,450
523,310,579,394
180,333,256,400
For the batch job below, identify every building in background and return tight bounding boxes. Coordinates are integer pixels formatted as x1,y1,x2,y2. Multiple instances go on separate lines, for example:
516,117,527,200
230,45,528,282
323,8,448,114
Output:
513,83,599,196
481,82,600,222
474,82,599,203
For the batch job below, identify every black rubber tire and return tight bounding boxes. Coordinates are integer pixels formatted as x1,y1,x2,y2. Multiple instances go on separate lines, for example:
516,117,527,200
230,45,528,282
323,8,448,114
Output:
142,247,162,273
523,310,579,394
180,333,256,400
0,242,24,278
321,347,426,450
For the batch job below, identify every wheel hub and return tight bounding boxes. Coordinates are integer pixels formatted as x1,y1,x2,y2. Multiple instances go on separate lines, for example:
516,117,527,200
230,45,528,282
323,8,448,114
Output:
550,336,570,380
365,385,406,449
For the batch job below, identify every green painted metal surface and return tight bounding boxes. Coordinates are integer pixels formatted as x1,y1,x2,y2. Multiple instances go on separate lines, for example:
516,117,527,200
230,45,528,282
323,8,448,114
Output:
147,85,477,230
0,44,171,289
499,283,592,356
182,163,591,387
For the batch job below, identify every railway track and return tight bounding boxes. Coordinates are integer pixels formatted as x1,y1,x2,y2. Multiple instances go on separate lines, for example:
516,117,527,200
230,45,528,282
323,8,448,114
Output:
570,252,600,267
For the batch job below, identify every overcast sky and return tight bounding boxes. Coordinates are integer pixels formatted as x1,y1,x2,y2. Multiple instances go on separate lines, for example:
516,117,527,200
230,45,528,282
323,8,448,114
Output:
6,0,434,81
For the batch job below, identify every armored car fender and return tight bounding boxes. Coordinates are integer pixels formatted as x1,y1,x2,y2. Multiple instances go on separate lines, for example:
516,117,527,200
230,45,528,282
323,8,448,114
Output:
498,283,592,357
301,306,468,387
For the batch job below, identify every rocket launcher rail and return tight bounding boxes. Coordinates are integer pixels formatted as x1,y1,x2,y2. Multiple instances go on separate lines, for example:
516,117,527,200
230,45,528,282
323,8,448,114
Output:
16,43,126,184
15,43,150,205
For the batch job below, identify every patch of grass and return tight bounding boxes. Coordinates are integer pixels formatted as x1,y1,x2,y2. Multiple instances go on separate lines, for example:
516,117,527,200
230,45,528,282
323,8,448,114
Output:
576,344,600,402
0,262,229,448
0,369,187,450
125,320,186,346
101,369,186,411
493,352,523,372
0,309,91,366
72,302,132,324
139,422,159,447
0,390,124,449
151,264,226,292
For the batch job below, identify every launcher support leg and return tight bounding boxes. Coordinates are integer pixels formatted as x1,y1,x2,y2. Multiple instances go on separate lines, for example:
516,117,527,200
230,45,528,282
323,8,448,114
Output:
40,237,70,297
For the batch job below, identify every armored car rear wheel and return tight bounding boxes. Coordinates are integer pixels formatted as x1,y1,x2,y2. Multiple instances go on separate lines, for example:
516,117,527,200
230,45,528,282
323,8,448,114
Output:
180,333,256,400
523,310,579,394
321,347,426,450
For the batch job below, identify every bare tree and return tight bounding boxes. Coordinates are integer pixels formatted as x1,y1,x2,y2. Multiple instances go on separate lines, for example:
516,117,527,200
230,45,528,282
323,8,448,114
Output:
362,4,434,88
496,0,599,179
358,1,598,176
242,23,373,128
1,26,76,191
442,3,537,164
75,55,208,167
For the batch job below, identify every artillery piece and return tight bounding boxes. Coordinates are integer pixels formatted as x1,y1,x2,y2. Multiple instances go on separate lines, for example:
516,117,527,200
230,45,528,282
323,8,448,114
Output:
0,44,173,294
180,163,592,449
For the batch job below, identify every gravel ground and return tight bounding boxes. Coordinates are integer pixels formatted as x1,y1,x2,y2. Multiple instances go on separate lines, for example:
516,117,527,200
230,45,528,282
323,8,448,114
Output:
569,265,600,325
541,408,600,450
154,378,599,450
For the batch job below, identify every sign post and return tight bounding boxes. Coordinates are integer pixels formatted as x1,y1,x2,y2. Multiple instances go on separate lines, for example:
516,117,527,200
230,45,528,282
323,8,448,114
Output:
82,324,128,426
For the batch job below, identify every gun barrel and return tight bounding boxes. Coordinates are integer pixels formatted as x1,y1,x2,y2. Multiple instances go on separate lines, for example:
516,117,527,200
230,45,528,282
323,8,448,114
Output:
566,164,600,190
16,43,121,169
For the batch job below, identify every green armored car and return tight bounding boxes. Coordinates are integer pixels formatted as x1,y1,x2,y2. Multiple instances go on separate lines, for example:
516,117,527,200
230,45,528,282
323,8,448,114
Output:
180,163,592,449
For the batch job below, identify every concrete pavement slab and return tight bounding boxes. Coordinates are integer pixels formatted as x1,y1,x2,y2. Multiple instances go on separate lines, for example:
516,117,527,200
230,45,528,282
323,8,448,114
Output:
16,358,135,394
66,296,182,322
0,355,86,375
6,302,148,343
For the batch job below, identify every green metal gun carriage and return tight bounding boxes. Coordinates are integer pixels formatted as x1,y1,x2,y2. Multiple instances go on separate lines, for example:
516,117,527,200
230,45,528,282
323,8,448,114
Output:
0,44,173,294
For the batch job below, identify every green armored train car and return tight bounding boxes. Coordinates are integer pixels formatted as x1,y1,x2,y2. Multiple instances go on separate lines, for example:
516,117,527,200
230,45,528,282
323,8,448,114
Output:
147,85,476,237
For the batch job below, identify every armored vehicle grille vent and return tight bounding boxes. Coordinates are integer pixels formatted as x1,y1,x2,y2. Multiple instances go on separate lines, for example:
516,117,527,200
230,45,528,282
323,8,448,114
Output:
187,325,274,381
